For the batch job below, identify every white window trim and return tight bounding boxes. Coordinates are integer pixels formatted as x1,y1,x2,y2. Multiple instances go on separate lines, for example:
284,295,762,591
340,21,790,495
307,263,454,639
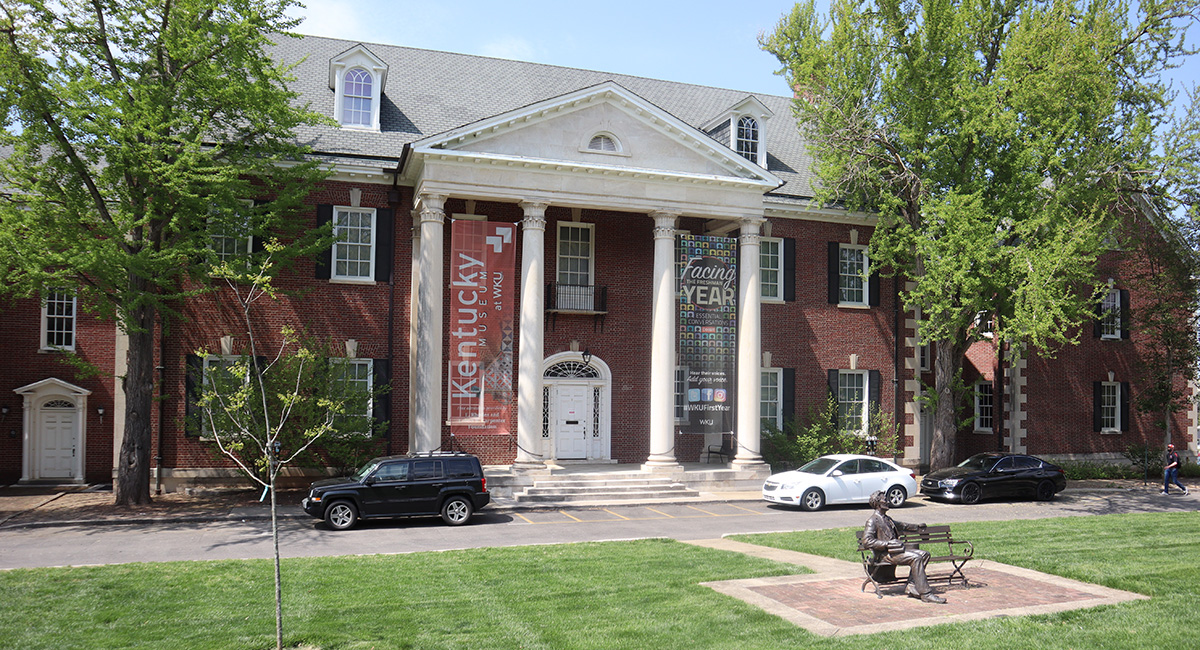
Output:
579,131,630,157
1100,381,1122,434
730,113,767,167
329,46,387,132
40,290,76,352
331,206,377,283
760,236,784,303
555,222,595,309
838,243,870,307
760,367,783,428
199,354,248,440
334,358,374,434
918,342,932,372
974,381,994,433
837,369,868,436
1101,287,1122,340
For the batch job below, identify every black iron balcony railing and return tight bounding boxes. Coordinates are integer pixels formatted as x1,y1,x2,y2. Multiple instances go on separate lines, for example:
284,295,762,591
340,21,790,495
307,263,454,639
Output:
545,282,608,331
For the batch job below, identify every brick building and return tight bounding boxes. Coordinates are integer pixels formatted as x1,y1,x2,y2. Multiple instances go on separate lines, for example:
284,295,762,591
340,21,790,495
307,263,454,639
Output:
2,35,1193,489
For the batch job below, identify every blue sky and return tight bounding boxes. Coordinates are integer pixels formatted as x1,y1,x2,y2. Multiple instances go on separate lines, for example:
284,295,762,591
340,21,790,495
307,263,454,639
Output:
292,0,1197,110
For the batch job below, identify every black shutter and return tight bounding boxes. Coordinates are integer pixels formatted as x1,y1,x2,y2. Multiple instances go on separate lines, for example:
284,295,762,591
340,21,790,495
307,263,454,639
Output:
868,265,880,307
828,369,840,427
868,370,881,413
1092,381,1102,432
827,242,840,304
373,358,391,429
1093,286,1103,338
185,354,203,437
783,238,796,302
1120,381,1131,431
781,368,796,422
315,204,333,279
1119,289,1131,339
251,199,266,254
375,208,394,282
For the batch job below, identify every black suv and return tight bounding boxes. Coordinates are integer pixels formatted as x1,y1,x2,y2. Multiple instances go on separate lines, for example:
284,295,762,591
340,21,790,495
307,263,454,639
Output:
301,452,490,529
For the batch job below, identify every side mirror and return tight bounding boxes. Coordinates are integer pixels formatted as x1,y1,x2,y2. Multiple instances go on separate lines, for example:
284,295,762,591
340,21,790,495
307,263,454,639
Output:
831,470,844,477
364,475,376,486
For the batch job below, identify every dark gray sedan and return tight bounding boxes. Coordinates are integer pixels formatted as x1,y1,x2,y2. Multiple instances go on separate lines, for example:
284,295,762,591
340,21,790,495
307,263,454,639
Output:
920,452,1067,504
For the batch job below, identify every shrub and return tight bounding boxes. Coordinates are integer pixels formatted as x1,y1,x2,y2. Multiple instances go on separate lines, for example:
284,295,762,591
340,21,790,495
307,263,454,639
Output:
1123,443,1165,478
760,396,897,471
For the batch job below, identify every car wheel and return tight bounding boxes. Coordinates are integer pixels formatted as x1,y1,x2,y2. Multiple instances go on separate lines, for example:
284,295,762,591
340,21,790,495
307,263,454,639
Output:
799,488,825,512
441,496,473,526
1036,479,1057,501
960,482,982,505
324,500,358,530
885,485,907,508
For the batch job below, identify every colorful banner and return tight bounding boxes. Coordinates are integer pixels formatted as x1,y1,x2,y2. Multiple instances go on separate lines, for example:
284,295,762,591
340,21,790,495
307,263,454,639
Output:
677,234,738,434
448,219,516,435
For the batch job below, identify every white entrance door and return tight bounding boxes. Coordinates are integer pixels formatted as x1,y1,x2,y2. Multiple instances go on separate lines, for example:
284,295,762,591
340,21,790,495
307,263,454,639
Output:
555,384,589,459
39,408,77,479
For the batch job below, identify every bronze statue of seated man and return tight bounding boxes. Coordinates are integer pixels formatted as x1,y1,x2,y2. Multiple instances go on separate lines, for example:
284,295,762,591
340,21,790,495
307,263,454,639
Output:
862,489,947,604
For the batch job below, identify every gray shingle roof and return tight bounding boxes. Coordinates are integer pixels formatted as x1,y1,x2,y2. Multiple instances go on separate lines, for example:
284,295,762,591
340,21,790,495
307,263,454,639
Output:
272,34,817,199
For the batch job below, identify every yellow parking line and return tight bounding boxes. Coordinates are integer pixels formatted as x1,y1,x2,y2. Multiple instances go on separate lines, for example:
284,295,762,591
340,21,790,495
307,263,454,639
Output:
513,512,534,523
646,507,674,518
559,510,583,522
686,505,721,516
603,508,630,520
726,503,764,514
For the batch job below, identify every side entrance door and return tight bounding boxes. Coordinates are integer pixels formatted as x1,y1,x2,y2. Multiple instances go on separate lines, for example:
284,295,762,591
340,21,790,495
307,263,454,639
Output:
554,384,589,460
39,406,77,479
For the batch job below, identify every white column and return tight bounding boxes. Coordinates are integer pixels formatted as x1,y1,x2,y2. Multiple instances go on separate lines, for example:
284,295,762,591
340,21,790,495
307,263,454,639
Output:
413,193,446,453
735,216,766,467
644,211,681,470
515,201,548,469
408,213,420,445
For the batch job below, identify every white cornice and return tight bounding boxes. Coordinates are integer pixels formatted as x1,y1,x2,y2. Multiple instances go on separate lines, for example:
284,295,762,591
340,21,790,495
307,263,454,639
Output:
412,148,776,191
763,198,877,225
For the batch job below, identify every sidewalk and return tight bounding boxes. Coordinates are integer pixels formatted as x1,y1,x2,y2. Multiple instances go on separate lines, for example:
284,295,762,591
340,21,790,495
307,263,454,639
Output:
0,478,1156,530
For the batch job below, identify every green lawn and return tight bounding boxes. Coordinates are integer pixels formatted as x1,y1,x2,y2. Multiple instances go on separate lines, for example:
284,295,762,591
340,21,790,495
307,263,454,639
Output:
1,512,1196,649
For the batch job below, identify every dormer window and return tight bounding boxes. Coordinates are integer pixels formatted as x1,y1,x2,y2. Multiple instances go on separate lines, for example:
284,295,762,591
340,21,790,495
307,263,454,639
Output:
329,44,388,131
736,116,759,163
342,68,373,127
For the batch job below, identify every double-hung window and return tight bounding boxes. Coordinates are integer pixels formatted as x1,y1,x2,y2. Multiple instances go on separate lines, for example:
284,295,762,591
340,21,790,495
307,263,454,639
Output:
199,354,248,438
838,244,868,305
736,116,759,163
335,359,374,431
1099,382,1120,433
1100,288,1122,339
760,237,782,302
760,368,783,428
837,370,867,435
974,382,994,432
41,290,76,351
209,201,254,263
556,223,595,310
333,207,376,281
342,68,373,127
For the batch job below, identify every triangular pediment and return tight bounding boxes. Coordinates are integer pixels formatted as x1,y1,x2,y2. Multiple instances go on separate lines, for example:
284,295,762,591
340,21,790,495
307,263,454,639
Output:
14,377,92,397
412,82,779,187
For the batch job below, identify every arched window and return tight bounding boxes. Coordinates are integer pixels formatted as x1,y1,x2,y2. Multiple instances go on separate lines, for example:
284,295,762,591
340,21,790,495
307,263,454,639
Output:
342,68,373,126
736,116,759,162
587,134,618,152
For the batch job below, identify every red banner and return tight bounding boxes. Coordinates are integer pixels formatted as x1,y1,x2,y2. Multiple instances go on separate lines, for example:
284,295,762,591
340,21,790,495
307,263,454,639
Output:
448,219,516,435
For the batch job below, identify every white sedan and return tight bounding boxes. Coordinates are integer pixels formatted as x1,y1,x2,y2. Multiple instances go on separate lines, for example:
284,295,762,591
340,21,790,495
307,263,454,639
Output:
762,454,919,511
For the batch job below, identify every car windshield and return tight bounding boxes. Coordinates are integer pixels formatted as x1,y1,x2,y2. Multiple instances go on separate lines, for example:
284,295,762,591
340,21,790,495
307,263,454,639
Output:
956,454,999,472
797,457,840,475
351,460,381,481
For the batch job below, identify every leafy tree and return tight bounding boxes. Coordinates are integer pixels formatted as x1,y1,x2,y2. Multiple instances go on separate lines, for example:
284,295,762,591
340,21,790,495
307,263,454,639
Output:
761,396,898,469
0,0,328,504
196,247,385,650
763,0,1198,468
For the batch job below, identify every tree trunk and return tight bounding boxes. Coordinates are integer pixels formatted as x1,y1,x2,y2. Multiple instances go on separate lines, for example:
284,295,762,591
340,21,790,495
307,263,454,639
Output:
114,302,156,506
930,339,963,471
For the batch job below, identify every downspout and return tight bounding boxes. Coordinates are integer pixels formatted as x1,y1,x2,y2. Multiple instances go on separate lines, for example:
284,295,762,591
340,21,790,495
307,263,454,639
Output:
892,276,902,464
155,317,166,495
385,144,411,456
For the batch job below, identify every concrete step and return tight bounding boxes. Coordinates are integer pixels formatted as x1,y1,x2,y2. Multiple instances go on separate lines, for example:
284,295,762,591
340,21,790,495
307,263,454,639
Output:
514,475,700,503
516,487,701,503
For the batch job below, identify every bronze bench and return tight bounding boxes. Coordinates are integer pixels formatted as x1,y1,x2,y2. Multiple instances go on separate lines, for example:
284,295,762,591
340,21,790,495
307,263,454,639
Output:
855,525,973,598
